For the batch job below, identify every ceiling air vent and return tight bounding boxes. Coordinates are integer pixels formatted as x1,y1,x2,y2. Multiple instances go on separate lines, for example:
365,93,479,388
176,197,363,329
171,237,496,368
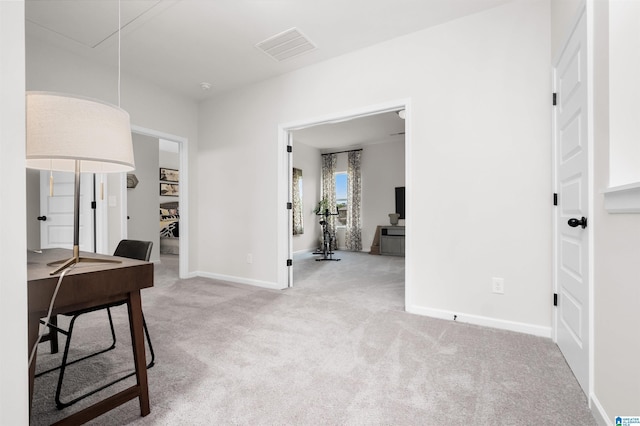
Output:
256,28,316,62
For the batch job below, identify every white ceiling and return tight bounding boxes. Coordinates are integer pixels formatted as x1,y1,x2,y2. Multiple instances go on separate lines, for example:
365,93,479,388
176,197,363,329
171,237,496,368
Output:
25,0,512,102
292,110,406,151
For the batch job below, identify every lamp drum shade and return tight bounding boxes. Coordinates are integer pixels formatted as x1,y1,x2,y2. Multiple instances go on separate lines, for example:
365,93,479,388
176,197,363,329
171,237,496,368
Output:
26,92,135,173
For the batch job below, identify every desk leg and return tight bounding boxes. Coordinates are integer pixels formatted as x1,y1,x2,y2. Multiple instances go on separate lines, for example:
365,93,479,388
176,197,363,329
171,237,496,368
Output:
127,291,150,416
28,312,40,415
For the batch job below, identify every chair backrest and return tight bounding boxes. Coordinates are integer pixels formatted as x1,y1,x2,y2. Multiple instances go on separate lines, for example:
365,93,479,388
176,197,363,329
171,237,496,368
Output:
113,240,153,262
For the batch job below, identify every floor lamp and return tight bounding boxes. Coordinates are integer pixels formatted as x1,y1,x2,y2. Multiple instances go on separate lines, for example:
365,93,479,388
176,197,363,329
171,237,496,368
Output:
26,91,135,275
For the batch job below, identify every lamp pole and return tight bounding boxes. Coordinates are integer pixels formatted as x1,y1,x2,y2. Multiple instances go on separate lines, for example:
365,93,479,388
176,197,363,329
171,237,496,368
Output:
48,160,119,275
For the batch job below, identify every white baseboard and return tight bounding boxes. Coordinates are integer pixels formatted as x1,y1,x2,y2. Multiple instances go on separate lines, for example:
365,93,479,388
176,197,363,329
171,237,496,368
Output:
590,393,612,426
195,271,282,290
406,305,552,338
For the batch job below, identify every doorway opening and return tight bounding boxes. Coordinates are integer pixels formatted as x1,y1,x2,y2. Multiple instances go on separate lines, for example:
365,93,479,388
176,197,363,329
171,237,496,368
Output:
278,100,411,310
128,126,189,279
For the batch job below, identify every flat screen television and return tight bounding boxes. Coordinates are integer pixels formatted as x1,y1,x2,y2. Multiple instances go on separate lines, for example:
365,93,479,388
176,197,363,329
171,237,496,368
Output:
395,186,405,219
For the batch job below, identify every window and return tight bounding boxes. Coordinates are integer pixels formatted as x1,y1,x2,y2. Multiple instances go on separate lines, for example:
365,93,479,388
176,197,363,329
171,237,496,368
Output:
336,172,347,226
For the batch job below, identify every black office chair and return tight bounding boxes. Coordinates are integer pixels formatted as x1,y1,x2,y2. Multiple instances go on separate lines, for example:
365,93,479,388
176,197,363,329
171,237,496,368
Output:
37,239,156,409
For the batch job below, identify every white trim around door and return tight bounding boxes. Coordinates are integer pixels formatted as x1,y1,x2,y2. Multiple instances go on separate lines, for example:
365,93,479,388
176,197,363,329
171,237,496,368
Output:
130,125,189,279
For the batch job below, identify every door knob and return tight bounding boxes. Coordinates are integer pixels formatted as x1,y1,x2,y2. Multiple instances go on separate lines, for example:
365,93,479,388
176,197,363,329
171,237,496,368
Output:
568,216,587,229
37,215,47,221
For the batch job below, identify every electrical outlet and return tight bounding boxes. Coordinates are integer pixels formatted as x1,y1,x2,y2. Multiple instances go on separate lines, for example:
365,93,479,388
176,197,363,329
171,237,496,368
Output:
492,277,504,294
246,253,253,264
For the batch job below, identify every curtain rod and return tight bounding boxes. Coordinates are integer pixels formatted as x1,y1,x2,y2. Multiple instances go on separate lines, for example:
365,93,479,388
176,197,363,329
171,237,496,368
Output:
321,148,363,156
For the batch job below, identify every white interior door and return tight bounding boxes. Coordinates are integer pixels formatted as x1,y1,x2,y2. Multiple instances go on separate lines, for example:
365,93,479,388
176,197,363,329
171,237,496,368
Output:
553,9,589,396
39,170,94,251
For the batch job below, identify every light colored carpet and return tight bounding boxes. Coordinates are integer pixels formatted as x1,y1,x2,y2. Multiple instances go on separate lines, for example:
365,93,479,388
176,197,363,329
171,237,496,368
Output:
31,251,595,425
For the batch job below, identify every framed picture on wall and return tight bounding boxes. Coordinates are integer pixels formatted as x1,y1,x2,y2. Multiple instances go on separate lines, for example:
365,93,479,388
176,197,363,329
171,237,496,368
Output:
160,183,179,196
160,167,179,182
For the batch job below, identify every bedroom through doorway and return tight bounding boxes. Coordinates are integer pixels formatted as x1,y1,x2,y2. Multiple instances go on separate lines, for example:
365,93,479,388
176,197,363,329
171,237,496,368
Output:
127,129,187,277
283,102,409,311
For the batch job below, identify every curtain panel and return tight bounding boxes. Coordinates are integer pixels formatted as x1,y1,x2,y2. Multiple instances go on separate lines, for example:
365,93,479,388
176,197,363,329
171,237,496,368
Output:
346,150,362,251
292,167,303,235
321,153,337,250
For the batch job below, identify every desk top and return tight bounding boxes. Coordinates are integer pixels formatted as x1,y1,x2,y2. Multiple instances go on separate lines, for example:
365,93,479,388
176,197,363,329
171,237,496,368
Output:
28,248,154,315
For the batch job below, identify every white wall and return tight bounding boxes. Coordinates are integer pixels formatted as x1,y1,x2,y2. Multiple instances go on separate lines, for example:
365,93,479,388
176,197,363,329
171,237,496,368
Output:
26,35,199,271
127,134,160,262
292,142,321,253
608,0,640,186
0,1,28,423
361,141,405,250
198,0,552,331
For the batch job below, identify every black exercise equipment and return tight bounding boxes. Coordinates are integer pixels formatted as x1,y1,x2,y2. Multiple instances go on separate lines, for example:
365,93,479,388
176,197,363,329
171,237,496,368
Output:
314,208,340,261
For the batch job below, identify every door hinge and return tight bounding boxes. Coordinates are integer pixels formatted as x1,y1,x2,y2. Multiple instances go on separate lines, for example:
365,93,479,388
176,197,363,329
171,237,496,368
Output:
553,293,558,306
287,145,292,153
91,201,97,209
287,259,293,266
286,202,292,210
552,93,557,106
553,193,558,206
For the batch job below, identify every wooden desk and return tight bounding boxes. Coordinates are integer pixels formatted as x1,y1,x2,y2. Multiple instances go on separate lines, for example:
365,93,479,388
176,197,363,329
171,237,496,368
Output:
28,248,154,425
